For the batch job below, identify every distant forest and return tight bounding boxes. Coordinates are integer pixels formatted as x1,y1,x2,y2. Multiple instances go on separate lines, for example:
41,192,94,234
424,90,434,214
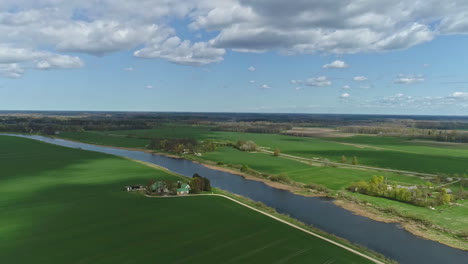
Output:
2,111,468,142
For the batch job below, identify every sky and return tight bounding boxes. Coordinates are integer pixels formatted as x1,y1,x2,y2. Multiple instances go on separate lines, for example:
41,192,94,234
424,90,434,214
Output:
1,0,468,115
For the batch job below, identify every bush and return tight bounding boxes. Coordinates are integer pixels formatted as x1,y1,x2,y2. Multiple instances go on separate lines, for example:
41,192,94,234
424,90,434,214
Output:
240,164,250,172
304,183,330,193
270,173,290,183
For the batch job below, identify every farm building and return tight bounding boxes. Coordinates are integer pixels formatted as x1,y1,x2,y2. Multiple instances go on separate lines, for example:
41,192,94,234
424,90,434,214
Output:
125,185,144,191
177,183,190,195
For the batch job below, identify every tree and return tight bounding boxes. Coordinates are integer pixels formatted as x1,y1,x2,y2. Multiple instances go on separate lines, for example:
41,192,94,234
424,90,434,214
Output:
273,148,281,156
190,177,203,193
175,144,185,154
341,155,347,163
438,188,452,205
351,156,358,165
203,177,211,191
191,173,211,192
238,140,257,151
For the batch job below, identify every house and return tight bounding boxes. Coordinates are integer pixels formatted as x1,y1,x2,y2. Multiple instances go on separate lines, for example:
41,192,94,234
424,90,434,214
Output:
177,183,190,195
125,185,144,191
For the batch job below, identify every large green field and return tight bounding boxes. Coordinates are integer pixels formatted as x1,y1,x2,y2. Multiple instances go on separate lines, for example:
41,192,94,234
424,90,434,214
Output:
0,136,371,263
59,125,468,175
203,147,425,190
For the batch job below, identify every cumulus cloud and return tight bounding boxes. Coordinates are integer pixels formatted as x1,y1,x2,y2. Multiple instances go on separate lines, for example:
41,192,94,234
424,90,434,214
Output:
145,85,154,89
353,76,368,81
340,93,350,99
450,92,468,99
360,92,468,110
260,84,271,89
393,74,424,84
249,80,255,84
0,64,24,78
342,85,350,89
124,67,134,71
248,66,256,71
134,37,225,66
1,0,468,75
323,60,348,69
203,0,468,54
36,55,83,70
0,45,83,76
305,76,331,86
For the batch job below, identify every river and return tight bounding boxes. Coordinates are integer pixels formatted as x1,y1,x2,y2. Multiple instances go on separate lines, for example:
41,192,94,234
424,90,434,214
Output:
4,134,467,263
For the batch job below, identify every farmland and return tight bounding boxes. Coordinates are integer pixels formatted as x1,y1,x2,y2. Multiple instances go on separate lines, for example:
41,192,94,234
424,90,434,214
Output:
0,136,373,263
202,147,426,190
55,125,468,249
59,125,468,175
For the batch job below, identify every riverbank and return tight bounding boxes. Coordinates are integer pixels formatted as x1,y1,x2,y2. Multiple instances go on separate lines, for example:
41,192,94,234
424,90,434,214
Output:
6,134,467,262
334,199,468,251
133,150,468,251
163,154,468,252
43,135,468,251
51,136,323,196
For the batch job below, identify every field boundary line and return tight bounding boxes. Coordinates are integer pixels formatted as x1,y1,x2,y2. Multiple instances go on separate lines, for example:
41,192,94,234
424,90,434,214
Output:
144,193,385,264
257,148,437,178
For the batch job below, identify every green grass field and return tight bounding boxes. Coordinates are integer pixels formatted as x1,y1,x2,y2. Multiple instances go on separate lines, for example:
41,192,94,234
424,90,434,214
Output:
203,147,425,190
59,125,468,175
0,136,371,263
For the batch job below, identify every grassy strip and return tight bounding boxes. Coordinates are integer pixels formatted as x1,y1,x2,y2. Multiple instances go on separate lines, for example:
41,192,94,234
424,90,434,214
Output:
210,188,397,264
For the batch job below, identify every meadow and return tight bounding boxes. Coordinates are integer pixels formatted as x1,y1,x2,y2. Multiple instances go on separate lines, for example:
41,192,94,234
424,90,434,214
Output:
0,136,371,263
59,125,468,175
203,147,426,190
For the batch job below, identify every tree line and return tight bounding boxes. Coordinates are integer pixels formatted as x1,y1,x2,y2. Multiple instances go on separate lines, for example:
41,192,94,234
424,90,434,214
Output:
340,126,468,143
347,176,454,207
190,174,212,193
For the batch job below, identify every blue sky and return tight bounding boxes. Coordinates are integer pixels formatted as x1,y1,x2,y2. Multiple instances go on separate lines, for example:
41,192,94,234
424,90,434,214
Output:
1,0,468,115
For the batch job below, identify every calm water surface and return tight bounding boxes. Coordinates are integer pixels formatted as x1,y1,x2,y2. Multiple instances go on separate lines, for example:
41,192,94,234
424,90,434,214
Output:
4,134,467,264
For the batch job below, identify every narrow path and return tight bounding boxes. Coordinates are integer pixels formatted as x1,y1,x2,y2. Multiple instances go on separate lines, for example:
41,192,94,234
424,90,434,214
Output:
144,193,386,264
257,148,437,178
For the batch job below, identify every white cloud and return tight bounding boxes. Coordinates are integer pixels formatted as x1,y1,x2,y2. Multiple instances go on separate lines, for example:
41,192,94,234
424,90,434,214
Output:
0,0,467,74
249,80,255,84
134,37,225,66
393,74,424,84
342,85,350,89
423,64,431,68
0,64,24,78
0,45,83,76
260,84,271,89
290,80,303,85
340,93,350,99
451,92,468,99
305,76,331,86
145,85,154,89
204,0,468,54
361,92,468,110
323,60,348,69
438,10,468,34
248,66,256,71
124,67,134,71
36,55,83,70
353,76,368,81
